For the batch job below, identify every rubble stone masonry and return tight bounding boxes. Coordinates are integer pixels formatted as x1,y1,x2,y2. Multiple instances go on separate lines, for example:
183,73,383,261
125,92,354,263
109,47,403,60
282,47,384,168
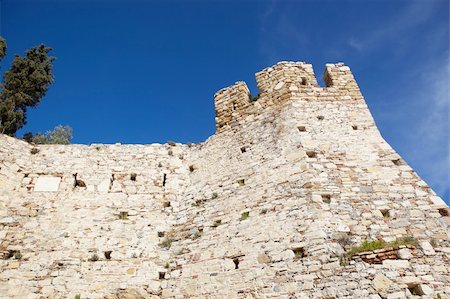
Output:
0,61,449,298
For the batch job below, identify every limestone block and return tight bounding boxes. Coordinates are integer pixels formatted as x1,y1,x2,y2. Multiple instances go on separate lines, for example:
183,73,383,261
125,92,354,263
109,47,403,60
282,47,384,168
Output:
397,248,413,260
382,260,410,269
372,273,392,292
386,292,406,299
34,176,61,192
420,241,436,256
430,196,447,207
416,284,434,296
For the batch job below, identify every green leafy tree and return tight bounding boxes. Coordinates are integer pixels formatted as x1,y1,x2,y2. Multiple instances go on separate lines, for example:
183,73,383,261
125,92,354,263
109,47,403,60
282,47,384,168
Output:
0,36,55,136
32,125,73,145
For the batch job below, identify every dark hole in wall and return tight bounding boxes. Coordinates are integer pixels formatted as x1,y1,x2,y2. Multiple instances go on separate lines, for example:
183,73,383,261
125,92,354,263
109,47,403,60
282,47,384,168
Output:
212,219,222,227
352,125,358,130
301,77,307,85
119,211,128,220
189,165,195,172
30,148,39,155
380,209,390,218
322,194,331,204
237,179,245,186
233,258,240,269
130,173,137,181
240,147,246,153
158,231,165,237
317,115,324,120
392,159,402,166
407,284,424,296
163,174,167,187
438,208,449,217
109,174,114,190
163,201,171,208
293,247,305,259
159,272,166,280
104,251,112,260
306,151,317,158
298,126,306,132
2,250,18,260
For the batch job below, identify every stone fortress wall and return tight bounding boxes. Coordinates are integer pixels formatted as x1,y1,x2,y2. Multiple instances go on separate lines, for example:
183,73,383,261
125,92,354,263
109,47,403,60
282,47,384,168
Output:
0,62,449,299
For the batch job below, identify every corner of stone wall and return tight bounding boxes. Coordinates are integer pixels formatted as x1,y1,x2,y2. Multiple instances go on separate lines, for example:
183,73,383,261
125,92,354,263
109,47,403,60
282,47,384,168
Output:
323,63,362,98
214,81,251,133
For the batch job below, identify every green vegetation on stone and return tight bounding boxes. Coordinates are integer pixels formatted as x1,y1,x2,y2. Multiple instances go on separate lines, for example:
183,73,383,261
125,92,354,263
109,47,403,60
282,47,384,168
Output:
30,125,73,145
345,237,418,258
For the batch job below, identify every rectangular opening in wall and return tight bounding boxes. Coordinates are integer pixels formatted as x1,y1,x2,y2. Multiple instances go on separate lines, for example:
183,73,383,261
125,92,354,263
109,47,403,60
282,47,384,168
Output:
306,151,317,158
130,173,137,181
119,211,128,220
104,251,112,260
392,159,402,166
297,126,306,132
292,247,305,259
380,209,390,218
438,208,449,217
407,284,424,296
212,219,222,227
321,194,331,204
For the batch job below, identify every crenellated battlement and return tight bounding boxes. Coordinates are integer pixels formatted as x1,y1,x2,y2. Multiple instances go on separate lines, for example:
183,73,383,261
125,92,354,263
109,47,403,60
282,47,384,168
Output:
214,61,363,133
255,61,318,92
323,63,361,96
214,82,252,131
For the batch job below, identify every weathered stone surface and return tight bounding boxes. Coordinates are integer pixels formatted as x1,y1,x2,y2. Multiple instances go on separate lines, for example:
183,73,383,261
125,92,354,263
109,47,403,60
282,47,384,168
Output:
104,289,152,299
382,259,410,269
372,273,392,292
33,176,61,192
386,291,406,299
0,61,448,298
420,241,436,255
416,284,434,296
397,248,413,260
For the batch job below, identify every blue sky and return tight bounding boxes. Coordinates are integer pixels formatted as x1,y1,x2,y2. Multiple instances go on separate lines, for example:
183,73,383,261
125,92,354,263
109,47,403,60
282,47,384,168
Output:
0,0,448,202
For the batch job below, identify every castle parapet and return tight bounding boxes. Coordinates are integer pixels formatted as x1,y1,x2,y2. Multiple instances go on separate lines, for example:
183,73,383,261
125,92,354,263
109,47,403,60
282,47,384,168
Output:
323,63,362,98
255,61,318,93
214,82,251,131
214,61,364,133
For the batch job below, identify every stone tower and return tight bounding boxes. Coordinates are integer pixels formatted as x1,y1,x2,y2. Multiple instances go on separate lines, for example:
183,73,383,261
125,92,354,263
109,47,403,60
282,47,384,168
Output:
0,61,448,298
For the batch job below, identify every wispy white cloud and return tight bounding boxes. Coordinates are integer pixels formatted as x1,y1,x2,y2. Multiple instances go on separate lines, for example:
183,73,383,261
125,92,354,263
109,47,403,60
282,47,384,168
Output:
405,55,449,199
258,1,311,64
348,1,438,52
